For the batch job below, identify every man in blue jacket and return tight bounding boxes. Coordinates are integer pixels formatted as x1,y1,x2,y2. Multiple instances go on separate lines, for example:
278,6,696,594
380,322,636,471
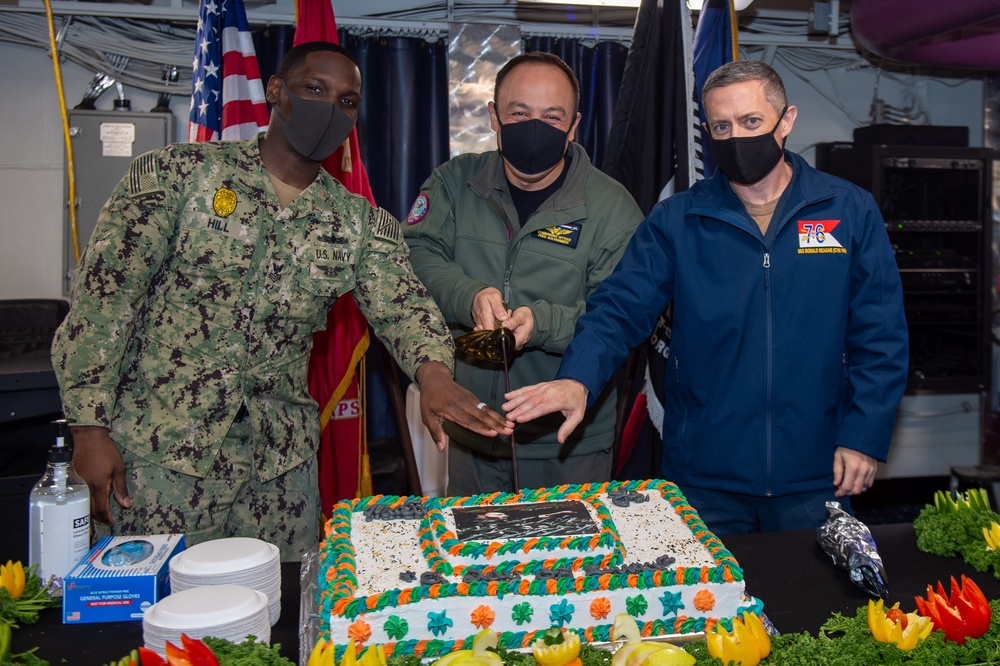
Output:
503,60,908,534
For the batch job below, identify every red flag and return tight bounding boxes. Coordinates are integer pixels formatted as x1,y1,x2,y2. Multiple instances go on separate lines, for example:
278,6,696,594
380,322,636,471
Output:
292,0,376,206
295,0,376,507
310,296,370,508
188,0,269,141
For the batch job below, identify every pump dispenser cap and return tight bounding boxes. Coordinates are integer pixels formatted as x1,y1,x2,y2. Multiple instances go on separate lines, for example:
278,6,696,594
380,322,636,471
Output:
50,418,74,463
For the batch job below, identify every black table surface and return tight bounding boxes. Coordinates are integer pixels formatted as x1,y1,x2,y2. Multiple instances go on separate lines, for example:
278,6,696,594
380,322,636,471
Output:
724,522,1000,635
11,523,1000,664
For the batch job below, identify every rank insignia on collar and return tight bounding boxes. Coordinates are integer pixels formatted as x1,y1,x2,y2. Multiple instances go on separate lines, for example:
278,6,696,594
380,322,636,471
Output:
213,188,238,217
532,223,581,248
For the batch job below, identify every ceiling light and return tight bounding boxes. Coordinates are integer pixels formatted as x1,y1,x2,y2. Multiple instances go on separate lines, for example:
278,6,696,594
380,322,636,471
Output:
687,0,755,9
518,0,643,5
518,0,753,8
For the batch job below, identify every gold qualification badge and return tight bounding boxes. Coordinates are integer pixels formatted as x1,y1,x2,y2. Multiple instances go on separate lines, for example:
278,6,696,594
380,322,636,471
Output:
213,187,238,217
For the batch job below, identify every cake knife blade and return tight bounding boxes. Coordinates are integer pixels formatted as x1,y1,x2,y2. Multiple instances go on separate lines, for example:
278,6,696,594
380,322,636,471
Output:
455,321,520,490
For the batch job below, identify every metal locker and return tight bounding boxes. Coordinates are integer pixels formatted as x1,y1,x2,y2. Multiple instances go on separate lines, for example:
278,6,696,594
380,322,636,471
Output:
64,110,174,295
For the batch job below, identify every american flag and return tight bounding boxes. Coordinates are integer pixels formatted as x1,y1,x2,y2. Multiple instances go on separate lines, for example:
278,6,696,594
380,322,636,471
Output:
188,0,269,141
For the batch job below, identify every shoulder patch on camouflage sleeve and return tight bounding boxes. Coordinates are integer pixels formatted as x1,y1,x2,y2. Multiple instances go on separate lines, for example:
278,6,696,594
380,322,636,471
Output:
125,152,162,197
371,207,402,245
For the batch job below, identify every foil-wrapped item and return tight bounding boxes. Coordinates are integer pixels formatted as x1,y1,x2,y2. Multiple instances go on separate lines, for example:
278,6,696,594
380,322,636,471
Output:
759,612,780,637
816,501,888,599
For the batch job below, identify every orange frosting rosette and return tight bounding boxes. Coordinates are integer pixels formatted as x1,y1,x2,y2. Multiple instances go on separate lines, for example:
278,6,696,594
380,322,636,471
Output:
348,618,372,645
471,604,496,629
693,589,716,612
590,597,611,620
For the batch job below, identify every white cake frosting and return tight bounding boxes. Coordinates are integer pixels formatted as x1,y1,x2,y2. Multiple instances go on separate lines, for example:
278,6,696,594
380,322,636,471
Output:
318,480,762,658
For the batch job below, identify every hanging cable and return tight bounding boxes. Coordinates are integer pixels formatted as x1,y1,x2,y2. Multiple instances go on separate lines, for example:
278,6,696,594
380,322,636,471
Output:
42,3,79,264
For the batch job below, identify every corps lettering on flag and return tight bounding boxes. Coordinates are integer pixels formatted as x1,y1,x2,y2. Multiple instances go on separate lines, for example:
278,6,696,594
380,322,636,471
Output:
330,399,361,420
188,0,269,142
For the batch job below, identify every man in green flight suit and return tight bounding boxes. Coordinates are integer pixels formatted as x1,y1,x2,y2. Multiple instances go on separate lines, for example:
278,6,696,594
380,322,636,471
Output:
52,41,512,561
403,52,643,494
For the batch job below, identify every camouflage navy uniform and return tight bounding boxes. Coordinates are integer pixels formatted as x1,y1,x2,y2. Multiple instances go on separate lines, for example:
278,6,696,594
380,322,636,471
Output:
52,135,454,560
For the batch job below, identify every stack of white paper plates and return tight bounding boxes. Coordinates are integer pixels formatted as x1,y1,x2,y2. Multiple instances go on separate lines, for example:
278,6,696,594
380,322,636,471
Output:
143,584,270,655
169,537,281,625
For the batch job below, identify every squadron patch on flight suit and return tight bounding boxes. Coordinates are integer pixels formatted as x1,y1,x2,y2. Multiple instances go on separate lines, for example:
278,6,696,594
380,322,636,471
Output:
372,207,402,245
213,188,238,217
125,152,161,197
532,223,581,248
406,193,429,225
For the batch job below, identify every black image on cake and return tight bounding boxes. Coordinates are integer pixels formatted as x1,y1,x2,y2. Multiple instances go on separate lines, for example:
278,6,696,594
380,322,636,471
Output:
452,500,598,541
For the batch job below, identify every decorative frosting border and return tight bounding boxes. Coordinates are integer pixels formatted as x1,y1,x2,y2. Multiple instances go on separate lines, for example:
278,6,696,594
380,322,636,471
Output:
356,597,765,660
420,492,624,576
318,480,750,654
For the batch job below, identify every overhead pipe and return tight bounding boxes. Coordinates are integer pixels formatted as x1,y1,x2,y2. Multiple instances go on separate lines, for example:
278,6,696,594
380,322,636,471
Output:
850,0,1000,69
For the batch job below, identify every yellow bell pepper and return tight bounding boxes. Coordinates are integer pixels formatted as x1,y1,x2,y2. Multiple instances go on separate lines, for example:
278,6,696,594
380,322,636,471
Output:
867,599,934,650
983,522,1000,551
340,640,358,666
358,645,387,666
428,649,474,666
0,560,25,599
430,630,501,666
705,612,770,666
307,638,336,666
532,628,582,666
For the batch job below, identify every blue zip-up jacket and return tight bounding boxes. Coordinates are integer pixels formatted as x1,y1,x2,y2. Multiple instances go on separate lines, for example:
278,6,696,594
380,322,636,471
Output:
558,152,908,497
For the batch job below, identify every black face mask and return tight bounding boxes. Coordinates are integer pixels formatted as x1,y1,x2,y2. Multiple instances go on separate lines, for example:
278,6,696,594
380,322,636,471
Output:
497,117,570,175
710,107,787,185
275,80,356,161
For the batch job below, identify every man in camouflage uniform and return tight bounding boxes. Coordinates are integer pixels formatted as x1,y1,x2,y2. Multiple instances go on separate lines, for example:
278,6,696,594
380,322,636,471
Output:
52,41,512,561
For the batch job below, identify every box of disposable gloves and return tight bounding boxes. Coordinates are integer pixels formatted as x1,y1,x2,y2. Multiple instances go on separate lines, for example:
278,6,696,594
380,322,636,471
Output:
63,534,186,623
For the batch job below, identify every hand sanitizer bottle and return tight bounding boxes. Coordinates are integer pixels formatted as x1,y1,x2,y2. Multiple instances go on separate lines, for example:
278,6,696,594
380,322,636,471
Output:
28,419,91,592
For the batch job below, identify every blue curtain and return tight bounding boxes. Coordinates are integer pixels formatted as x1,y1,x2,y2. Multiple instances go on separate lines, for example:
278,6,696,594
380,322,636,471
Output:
344,33,450,223
524,37,630,169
